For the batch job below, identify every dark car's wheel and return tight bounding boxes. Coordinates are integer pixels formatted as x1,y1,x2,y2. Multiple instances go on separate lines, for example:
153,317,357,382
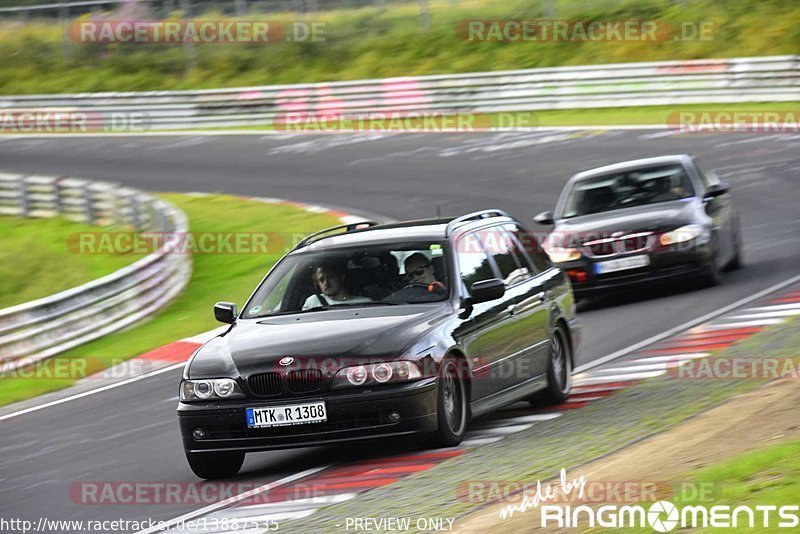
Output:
728,227,743,271
428,355,467,448
531,324,572,405
702,248,724,287
186,451,245,480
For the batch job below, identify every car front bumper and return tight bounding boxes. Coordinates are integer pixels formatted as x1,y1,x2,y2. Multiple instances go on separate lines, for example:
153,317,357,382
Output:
558,242,712,296
178,377,438,453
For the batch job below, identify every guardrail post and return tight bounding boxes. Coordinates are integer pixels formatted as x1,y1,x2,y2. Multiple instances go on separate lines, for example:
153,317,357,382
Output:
18,176,30,217
82,181,94,225
130,195,141,230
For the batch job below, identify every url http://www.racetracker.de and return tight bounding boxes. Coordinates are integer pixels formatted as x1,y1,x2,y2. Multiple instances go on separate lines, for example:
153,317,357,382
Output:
0,517,277,533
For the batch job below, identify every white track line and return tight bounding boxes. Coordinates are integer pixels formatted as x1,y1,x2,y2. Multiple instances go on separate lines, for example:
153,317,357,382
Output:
0,360,187,423
573,272,800,375
700,319,786,330
727,310,800,320
573,371,666,385
594,362,671,373
746,303,800,311
136,464,332,534
631,353,710,363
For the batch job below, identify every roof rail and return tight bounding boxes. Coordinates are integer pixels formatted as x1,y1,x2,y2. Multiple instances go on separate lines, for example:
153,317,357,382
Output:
291,221,380,251
445,209,510,236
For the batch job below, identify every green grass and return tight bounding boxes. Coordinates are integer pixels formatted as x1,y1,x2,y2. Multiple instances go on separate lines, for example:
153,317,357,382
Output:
0,0,798,94
607,439,800,533
0,215,144,308
667,439,800,532
0,194,340,406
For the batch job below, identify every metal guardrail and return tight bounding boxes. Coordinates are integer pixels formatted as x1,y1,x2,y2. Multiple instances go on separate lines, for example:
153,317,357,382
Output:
0,55,798,130
0,173,191,373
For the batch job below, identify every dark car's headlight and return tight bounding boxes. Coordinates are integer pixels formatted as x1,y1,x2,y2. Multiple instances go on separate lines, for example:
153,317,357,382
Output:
180,378,244,401
659,224,709,246
331,361,422,390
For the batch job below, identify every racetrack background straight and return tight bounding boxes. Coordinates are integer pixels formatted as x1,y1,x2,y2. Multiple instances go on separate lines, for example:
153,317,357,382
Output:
0,129,798,530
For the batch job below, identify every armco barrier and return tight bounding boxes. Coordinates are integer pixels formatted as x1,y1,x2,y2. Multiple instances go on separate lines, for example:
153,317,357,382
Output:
0,173,191,372
0,55,798,130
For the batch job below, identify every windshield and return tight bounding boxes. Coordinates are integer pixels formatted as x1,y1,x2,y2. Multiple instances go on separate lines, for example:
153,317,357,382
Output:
241,242,450,318
561,164,695,219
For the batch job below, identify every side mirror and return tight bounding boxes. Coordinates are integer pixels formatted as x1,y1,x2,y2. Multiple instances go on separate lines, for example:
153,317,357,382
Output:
470,278,505,304
704,181,730,199
534,210,554,225
214,302,238,324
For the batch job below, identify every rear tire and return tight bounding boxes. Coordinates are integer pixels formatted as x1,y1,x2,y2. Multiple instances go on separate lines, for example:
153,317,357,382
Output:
428,355,467,448
531,324,572,405
186,450,245,480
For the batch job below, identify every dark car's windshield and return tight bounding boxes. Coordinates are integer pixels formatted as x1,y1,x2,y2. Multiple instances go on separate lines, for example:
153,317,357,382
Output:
561,164,695,219
241,242,450,318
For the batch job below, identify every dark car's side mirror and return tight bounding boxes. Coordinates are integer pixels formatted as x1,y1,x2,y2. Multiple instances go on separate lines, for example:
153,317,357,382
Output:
470,278,505,304
534,210,554,225
214,302,238,324
704,181,730,199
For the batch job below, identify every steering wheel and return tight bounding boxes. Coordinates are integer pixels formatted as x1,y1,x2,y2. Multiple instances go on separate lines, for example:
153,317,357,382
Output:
401,282,447,295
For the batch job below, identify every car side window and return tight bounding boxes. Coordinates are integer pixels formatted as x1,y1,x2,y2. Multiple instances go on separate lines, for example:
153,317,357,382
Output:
479,225,533,286
457,233,495,293
504,223,551,273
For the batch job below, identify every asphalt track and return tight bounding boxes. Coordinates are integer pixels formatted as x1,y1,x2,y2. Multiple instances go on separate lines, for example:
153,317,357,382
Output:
0,129,799,531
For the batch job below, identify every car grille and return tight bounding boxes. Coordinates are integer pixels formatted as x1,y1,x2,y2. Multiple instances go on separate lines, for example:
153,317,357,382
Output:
287,369,324,394
582,232,655,258
248,369,325,397
583,239,616,257
248,372,283,397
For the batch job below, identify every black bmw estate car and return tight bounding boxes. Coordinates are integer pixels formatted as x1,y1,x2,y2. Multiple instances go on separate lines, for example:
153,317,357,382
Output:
534,154,742,297
178,210,580,479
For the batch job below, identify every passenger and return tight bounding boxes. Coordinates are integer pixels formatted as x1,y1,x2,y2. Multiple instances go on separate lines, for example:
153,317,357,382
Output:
403,253,446,292
303,260,373,309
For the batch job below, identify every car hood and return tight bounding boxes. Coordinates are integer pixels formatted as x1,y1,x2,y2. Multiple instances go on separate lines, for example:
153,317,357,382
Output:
553,199,700,238
188,304,450,378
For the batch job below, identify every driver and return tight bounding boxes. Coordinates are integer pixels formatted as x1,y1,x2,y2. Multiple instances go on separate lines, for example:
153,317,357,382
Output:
303,260,372,309
403,253,446,292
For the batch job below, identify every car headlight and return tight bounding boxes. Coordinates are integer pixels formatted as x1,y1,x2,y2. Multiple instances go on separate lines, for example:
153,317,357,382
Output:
180,378,244,401
331,361,422,390
659,224,709,246
544,243,581,263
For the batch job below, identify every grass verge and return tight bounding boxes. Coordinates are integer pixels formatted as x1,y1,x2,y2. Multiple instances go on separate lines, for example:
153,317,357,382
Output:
0,215,144,308
0,193,340,407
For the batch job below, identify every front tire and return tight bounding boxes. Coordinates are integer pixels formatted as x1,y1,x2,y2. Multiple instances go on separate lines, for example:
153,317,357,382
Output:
186,450,245,479
701,249,724,287
428,355,467,448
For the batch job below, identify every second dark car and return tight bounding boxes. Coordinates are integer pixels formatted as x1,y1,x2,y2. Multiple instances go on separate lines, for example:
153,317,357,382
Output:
534,154,742,297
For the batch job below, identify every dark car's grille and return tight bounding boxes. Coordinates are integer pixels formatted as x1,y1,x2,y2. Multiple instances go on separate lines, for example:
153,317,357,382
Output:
249,372,283,397
287,369,324,394
583,232,655,258
583,240,615,257
618,233,654,254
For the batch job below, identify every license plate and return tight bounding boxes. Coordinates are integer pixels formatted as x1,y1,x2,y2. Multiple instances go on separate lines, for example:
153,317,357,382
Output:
594,254,650,274
246,401,327,428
